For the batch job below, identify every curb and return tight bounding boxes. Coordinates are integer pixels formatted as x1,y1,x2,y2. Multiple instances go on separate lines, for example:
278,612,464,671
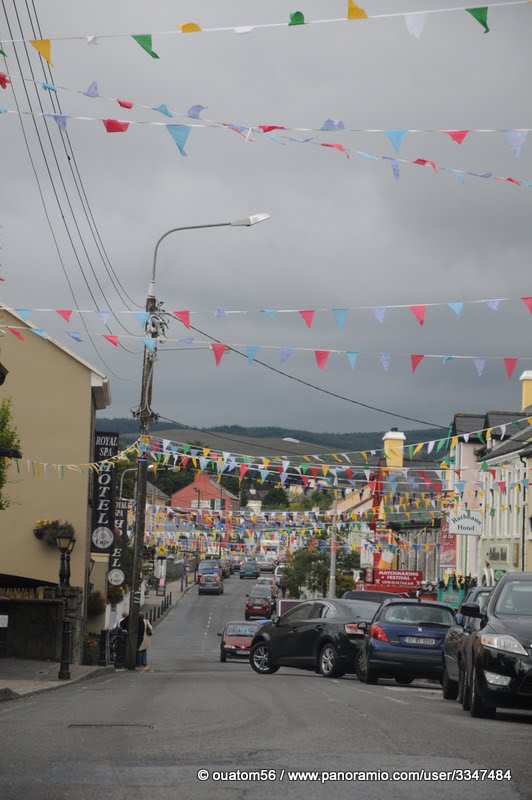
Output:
151,581,194,628
0,664,116,704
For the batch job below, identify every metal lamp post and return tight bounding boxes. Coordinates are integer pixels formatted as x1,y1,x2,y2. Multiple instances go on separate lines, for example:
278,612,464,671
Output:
56,532,76,679
125,213,270,670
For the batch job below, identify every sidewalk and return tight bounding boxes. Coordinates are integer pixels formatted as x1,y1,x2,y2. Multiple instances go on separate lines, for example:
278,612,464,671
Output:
0,577,194,702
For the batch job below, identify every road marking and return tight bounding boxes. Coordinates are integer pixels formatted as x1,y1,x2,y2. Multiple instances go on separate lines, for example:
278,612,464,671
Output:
384,695,409,705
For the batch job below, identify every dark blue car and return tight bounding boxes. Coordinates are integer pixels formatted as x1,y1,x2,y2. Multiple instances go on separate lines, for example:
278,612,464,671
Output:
356,599,455,685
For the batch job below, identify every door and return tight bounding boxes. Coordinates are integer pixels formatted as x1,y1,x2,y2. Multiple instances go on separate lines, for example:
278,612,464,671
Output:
269,603,313,665
290,602,329,667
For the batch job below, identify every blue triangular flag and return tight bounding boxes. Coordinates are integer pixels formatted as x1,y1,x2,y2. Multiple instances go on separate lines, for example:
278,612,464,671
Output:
321,119,345,131
66,331,83,342
83,81,99,98
372,307,386,324
47,113,67,131
448,168,465,183
143,337,156,353
262,308,277,318
154,104,172,118
166,124,191,156
246,346,260,366
346,351,358,370
486,299,500,311
41,82,58,93
504,130,528,159
134,311,150,328
187,104,207,119
442,355,454,364
354,150,380,161
280,347,294,364
97,311,110,325
384,129,408,153
379,352,391,372
214,307,228,318
383,156,400,180
332,308,348,331
474,357,486,377
14,308,32,321
448,302,463,317
0,108,7,114
31,328,47,339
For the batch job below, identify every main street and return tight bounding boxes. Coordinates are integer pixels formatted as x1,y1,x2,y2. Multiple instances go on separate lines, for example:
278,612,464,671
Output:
1,576,531,800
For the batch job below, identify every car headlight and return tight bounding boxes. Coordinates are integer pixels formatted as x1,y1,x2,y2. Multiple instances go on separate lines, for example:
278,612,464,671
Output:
484,671,512,687
480,634,528,656
224,644,236,649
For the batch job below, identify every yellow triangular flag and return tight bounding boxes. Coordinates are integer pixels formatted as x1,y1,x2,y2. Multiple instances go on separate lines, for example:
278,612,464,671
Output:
30,39,53,66
347,0,368,20
413,442,424,456
179,22,202,33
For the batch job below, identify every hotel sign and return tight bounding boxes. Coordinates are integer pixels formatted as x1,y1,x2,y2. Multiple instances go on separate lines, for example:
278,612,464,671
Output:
91,432,119,554
448,508,483,536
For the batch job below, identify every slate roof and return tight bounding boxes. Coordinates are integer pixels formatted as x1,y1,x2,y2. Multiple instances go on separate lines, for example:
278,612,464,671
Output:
452,413,486,440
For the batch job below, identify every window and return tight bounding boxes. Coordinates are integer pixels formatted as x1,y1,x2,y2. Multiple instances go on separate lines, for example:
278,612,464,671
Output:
308,603,328,619
382,604,454,626
281,604,313,623
495,581,532,616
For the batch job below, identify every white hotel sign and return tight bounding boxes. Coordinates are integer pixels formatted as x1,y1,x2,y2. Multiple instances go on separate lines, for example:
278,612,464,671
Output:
448,509,483,536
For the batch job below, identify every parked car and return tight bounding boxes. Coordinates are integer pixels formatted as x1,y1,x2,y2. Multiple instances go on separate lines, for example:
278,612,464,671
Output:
245,585,276,619
256,576,279,595
458,572,532,718
256,557,275,572
356,599,455,685
198,573,224,596
342,589,404,603
218,621,259,662
240,561,260,579
441,586,492,700
249,598,379,678
219,560,231,579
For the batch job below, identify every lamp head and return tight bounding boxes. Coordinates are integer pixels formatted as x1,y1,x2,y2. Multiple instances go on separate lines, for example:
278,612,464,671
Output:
56,531,76,554
230,213,271,227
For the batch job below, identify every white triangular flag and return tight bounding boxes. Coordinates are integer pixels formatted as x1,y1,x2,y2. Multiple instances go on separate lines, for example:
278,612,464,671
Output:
404,13,426,39
86,35,99,45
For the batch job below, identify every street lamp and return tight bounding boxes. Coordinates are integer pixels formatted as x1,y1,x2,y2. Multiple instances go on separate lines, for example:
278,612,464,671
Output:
126,213,270,670
56,532,76,680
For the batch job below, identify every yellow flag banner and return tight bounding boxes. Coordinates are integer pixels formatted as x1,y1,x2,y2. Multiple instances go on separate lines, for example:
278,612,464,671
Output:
30,39,53,66
347,1,368,20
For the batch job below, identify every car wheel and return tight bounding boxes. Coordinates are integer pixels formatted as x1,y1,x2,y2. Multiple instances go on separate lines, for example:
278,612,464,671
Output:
318,643,343,678
460,666,471,711
395,675,414,685
250,642,280,675
470,664,496,719
220,650,226,663
441,662,459,700
355,651,365,681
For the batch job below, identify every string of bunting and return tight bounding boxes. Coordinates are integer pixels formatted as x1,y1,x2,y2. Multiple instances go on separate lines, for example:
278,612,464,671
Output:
4,294,532,329
0,2,528,66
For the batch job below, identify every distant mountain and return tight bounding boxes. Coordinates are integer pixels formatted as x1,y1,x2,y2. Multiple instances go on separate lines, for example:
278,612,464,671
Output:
96,417,447,453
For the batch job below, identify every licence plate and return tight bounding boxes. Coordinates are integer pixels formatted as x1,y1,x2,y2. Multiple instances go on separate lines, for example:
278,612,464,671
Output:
253,605,263,609
238,650,250,655
405,636,436,646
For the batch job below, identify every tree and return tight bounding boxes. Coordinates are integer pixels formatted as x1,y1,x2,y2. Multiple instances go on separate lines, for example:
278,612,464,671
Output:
0,398,20,511
283,538,360,598
262,487,289,508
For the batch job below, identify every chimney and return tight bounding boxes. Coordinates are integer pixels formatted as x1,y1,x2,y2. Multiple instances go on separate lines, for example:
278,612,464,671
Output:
520,371,532,411
383,427,406,469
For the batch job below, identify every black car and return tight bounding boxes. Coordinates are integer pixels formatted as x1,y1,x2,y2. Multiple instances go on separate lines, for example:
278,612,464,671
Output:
459,572,532,718
356,599,455,685
249,598,379,678
342,589,402,603
441,586,492,700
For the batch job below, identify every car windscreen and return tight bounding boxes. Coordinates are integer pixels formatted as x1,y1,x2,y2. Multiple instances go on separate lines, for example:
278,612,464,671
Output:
225,624,256,636
494,581,532,616
249,586,271,597
199,561,218,570
381,604,454,626
334,600,381,620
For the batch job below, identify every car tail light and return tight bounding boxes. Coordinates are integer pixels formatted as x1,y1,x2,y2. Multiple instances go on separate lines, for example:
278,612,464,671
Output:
370,624,389,642
344,624,363,636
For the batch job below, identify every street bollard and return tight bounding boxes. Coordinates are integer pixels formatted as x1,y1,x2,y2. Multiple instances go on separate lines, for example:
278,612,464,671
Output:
97,629,109,667
181,574,184,591
169,592,172,606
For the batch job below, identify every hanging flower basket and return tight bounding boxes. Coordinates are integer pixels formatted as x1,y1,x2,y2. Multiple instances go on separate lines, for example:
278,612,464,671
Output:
87,591,107,617
33,519,75,546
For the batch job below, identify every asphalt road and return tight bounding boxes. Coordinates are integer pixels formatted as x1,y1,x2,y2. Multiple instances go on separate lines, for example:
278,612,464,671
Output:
1,575,531,800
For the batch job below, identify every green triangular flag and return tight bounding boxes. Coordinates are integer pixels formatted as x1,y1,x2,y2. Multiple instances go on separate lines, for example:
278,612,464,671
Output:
300,463,309,474
289,11,305,26
408,445,414,459
466,7,489,34
182,444,190,455
480,460,488,471
477,432,485,444
132,34,160,59
436,438,445,453
0,49,6,57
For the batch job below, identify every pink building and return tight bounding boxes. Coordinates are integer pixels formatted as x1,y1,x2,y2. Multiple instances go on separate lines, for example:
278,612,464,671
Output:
170,473,239,513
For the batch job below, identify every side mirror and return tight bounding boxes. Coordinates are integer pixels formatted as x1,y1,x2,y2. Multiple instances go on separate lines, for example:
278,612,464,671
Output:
460,602,482,619
357,622,368,631
271,615,280,625
217,632,222,637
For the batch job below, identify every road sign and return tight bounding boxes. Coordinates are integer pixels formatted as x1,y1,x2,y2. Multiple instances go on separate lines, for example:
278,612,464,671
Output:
157,544,167,556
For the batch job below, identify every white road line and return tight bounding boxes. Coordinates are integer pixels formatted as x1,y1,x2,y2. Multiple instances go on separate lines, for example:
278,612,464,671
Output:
384,695,409,705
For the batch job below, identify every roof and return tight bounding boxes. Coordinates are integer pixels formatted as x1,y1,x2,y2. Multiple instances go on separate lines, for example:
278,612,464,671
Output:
0,304,111,409
477,424,532,461
452,413,486,440
208,478,239,500
484,411,524,435
146,481,170,500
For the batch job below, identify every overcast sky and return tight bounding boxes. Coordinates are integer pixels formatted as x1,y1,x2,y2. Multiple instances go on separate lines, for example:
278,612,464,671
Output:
1,0,531,434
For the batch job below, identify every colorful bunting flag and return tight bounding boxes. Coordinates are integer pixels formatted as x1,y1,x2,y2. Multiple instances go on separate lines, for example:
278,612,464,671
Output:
132,34,160,59
372,307,386,324
314,350,331,369
289,12,305,26
404,13,426,38
522,297,532,315
448,302,463,317
179,23,202,33
410,354,424,374
346,351,358,370
379,353,391,372
134,312,150,329
473,357,486,377
173,310,190,328
166,125,191,156
7,327,24,340
384,129,407,153
66,331,82,343
56,309,72,323
445,130,469,145
504,357,518,379
466,7,489,34
298,309,315,328
154,104,172,118
103,335,119,347
280,347,294,364
211,343,227,366
117,99,133,109
504,130,528,159
103,119,130,133
409,305,426,326
246,346,260,366
332,308,348,331
29,39,53,67
321,119,345,131
83,81,99,98
188,105,207,119
347,1,368,20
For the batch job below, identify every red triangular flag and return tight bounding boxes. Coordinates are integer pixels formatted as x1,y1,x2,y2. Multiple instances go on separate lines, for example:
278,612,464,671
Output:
301,475,309,487
444,130,469,145
181,456,190,469
298,309,315,328
259,125,285,133
56,309,72,323
310,466,319,478
239,463,248,479
7,326,24,340
0,73,10,89
409,305,425,326
314,350,330,369
496,481,507,493
321,142,350,158
410,354,424,374
522,297,532,315
117,99,133,109
504,357,518,379
413,158,437,173
173,309,190,328
102,119,130,133
345,468,353,480
211,343,226,366
103,335,119,347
